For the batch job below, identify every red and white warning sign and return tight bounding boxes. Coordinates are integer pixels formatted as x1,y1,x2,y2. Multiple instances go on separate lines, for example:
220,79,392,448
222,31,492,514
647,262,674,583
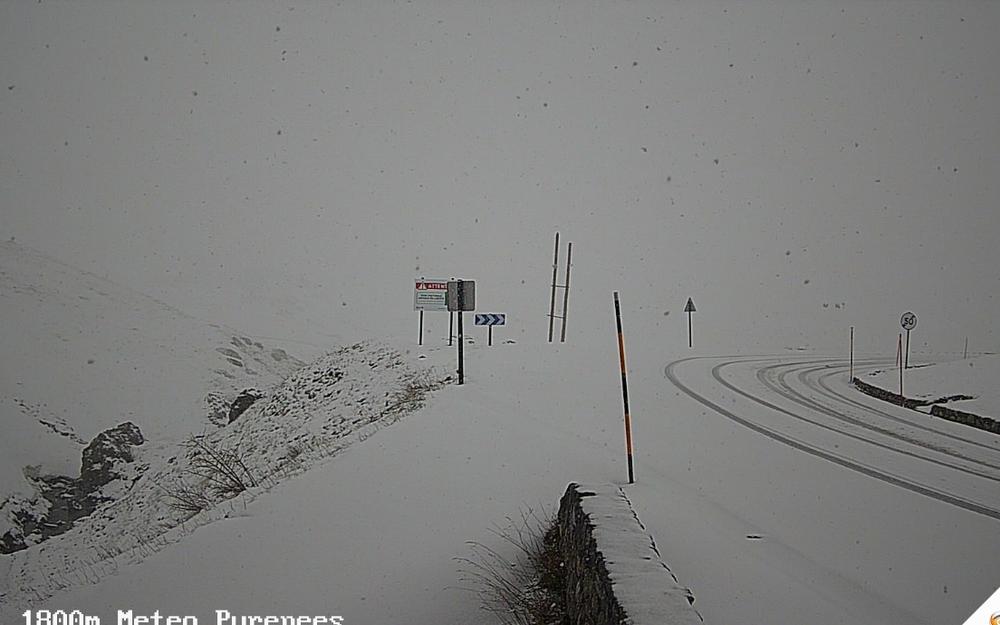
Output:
414,278,449,311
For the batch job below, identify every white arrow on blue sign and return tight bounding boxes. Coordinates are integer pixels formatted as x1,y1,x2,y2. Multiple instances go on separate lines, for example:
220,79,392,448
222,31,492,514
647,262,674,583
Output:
475,313,506,326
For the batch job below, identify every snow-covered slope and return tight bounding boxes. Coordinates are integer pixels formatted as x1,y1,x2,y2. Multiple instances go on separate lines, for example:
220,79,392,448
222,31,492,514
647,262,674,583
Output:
0,241,309,507
0,338,446,615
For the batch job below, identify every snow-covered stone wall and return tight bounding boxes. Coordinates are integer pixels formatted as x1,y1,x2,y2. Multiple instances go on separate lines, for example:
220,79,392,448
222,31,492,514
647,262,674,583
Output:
557,483,703,625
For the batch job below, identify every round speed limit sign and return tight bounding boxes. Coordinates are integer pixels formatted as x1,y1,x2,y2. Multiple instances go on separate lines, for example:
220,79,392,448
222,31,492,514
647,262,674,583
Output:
900,311,917,331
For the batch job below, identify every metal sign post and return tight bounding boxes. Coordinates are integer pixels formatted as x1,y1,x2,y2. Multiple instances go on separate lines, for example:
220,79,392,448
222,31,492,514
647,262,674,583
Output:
475,313,506,346
900,312,917,369
448,279,476,385
414,278,449,345
898,333,904,397
684,297,697,348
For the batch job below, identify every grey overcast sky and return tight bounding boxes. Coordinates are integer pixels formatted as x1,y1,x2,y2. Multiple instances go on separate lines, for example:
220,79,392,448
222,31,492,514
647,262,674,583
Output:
2,1,998,354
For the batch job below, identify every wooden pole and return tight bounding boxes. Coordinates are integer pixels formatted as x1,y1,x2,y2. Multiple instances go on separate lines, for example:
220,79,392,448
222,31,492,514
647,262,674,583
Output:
548,232,560,343
418,310,424,346
560,242,572,343
614,291,634,484
849,325,854,381
964,336,969,360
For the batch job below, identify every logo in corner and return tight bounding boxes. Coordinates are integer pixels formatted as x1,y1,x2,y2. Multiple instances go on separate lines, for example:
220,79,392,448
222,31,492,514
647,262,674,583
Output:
963,587,1000,625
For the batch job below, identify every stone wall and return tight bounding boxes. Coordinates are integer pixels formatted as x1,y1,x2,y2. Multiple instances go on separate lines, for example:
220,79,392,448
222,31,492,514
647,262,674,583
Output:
852,377,927,409
556,482,703,625
853,378,998,435
930,404,1000,434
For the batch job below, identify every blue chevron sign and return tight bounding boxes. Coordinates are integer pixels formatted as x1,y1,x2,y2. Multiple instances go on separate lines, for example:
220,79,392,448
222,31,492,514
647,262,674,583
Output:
474,313,506,326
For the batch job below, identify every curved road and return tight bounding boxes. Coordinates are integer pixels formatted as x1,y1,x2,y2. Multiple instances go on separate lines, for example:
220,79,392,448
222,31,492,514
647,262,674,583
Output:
665,356,1000,521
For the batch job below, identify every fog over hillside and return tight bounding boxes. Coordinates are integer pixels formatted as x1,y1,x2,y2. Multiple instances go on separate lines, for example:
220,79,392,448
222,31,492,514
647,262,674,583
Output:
2,1,997,357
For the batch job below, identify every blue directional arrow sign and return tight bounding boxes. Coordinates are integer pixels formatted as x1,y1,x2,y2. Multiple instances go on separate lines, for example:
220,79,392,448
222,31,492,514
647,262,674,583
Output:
475,313,506,326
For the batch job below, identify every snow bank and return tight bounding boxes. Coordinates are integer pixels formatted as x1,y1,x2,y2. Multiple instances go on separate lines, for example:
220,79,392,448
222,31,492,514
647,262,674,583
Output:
558,483,702,624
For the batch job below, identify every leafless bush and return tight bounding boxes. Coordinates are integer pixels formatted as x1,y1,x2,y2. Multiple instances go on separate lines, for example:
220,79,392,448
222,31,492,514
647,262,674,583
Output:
156,433,259,515
182,433,259,498
153,476,213,515
456,508,565,625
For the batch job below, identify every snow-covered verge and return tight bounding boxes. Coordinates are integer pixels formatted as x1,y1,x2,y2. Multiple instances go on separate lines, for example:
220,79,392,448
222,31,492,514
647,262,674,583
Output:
0,340,448,613
862,354,1000,421
558,482,702,625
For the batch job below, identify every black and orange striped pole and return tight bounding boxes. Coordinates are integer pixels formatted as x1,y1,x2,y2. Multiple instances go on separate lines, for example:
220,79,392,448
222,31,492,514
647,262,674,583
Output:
614,291,635,484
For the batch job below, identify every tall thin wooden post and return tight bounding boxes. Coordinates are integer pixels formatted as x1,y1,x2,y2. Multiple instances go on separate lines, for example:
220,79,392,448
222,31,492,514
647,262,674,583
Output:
614,291,634,484
964,337,969,360
548,232,560,342
849,326,854,381
560,242,572,342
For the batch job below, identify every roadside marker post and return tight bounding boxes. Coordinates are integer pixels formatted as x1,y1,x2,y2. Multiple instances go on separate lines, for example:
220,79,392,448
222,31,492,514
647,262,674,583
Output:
849,326,854,381
475,313,506,346
614,291,635,484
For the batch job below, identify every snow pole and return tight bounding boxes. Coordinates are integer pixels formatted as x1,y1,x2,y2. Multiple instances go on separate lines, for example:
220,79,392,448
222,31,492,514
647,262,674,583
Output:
560,242,572,343
849,326,854,381
548,232,560,342
614,291,634,484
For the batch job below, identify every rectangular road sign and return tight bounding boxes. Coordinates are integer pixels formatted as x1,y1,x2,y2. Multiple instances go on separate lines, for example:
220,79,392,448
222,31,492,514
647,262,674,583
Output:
446,280,476,311
474,313,506,326
414,278,449,311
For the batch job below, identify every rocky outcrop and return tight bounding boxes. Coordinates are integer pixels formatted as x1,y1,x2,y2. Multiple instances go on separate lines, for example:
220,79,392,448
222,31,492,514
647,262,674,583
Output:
80,422,144,490
0,422,145,554
556,483,702,625
228,388,264,423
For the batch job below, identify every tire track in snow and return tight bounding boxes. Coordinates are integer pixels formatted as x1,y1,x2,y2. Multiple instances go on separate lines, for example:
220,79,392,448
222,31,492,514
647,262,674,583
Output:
753,361,1000,478
664,357,1000,522
811,365,1000,453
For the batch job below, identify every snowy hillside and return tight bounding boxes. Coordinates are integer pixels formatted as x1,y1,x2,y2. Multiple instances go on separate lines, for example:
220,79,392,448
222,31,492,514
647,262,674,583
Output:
0,242,311,539
2,1,999,624
0,338,446,616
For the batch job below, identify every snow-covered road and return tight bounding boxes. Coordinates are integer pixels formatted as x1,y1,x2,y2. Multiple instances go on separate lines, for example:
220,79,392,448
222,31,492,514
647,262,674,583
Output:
644,355,1000,624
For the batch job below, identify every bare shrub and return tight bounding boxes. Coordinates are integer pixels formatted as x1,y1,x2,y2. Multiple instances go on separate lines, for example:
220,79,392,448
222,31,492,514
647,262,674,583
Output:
456,508,566,625
182,433,259,498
